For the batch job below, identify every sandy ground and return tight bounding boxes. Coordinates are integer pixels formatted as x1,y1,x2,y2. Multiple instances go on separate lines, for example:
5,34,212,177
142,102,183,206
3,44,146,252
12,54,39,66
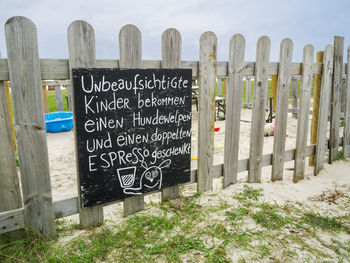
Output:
46,106,350,222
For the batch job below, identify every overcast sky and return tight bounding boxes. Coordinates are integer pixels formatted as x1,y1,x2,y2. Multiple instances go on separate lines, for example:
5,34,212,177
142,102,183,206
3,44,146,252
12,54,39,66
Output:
1,0,350,62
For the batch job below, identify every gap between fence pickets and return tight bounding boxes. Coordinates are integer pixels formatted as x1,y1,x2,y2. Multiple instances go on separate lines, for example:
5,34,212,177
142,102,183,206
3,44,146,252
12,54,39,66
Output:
0,138,343,234
1,59,349,80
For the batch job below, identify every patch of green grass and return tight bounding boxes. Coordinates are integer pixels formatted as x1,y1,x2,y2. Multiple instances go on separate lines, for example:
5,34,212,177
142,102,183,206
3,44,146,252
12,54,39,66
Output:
47,88,69,112
233,185,264,202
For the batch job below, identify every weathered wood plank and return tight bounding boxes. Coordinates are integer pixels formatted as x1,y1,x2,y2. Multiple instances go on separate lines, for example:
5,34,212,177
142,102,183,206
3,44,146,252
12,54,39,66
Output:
291,78,298,118
0,80,22,212
329,36,344,163
2,135,343,234
197,31,217,192
314,45,334,176
344,46,350,158
54,86,64,111
294,45,314,182
0,59,333,81
161,28,182,201
224,34,245,187
5,16,56,239
68,20,104,227
119,24,145,216
246,77,251,105
0,207,25,234
66,85,72,111
271,38,293,181
248,36,270,183
309,51,324,166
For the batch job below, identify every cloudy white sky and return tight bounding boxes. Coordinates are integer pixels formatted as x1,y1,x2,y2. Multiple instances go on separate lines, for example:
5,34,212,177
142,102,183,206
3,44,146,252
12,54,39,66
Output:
1,0,350,62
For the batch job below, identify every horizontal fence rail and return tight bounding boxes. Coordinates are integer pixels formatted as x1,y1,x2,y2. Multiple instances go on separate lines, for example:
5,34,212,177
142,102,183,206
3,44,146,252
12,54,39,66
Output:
0,58,349,81
0,138,343,234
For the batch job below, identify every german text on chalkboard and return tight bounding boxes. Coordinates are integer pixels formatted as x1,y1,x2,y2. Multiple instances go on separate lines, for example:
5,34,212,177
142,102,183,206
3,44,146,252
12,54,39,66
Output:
72,68,192,208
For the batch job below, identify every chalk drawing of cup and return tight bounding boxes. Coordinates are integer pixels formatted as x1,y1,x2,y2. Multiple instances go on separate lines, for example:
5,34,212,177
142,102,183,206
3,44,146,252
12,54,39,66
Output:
117,167,136,188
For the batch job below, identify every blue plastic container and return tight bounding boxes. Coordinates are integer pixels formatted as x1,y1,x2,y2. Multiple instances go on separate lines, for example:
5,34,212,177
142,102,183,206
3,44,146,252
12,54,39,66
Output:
44,112,73,133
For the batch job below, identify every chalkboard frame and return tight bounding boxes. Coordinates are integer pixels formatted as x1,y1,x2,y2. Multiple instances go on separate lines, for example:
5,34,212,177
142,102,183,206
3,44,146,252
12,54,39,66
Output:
72,68,192,208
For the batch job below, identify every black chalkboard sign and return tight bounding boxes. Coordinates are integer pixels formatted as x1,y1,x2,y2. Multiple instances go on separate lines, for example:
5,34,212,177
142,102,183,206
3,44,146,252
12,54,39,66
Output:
72,68,192,208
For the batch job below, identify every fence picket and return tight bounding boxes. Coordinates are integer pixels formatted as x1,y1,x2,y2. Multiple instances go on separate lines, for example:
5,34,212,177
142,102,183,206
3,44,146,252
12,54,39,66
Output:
271,39,293,181
5,16,56,239
67,20,104,227
246,77,251,105
161,28,182,201
314,45,334,175
329,36,344,163
248,36,270,183
294,45,314,182
291,78,298,118
67,85,72,111
0,81,22,212
55,86,64,111
119,24,145,216
344,46,350,158
198,32,217,191
224,34,245,187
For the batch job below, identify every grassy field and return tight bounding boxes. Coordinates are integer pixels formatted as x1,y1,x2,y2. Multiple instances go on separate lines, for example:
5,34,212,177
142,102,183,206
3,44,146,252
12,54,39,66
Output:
1,185,349,262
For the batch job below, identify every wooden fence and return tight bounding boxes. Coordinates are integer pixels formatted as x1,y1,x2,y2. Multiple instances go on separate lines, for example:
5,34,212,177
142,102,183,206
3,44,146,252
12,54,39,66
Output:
1,16,350,240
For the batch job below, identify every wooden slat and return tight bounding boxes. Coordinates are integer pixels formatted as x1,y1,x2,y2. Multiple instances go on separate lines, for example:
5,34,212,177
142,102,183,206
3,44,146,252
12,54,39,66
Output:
0,79,22,213
66,85,72,111
291,78,298,118
197,31,217,192
5,16,56,239
119,24,145,216
54,86,64,111
344,46,350,158
42,86,49,113
53,197,79,219
246,77,251,105
309,51,324,166
314,45,334,176
0,207,25,234
68,20,104,227
248,36,270,183
329,36,344,163
224,34,245,187
161,28,182,201
0,59,333,81
271,38,293,181
294,45,314,182
42,80,70,86
1,137,344,234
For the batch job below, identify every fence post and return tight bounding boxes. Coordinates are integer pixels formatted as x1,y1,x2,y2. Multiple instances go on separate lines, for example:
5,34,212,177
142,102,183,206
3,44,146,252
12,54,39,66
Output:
291,77,298,118
272,75,277,112
309,51,324,166
55,85,64,111
344,46,350,158
67,85,73,111
248,36,270,183
198,32,217,192
0,80,22,214
68,20,104,227
160,28,182,201
5,81,17,151
224,34,245,187
271,38,293,181
5,16,56,239
314,45,334,176
329,36,344,163
246,77,251,105
294,45,314,182
119,24,145,216
42,86,49,113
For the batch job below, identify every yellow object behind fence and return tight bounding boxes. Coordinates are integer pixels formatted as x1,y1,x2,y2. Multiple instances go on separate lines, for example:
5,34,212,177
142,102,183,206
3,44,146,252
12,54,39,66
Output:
5,81,16,151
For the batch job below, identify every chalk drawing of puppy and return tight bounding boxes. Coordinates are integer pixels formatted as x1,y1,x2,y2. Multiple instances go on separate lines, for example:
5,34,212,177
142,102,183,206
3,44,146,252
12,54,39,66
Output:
122,159,171,195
